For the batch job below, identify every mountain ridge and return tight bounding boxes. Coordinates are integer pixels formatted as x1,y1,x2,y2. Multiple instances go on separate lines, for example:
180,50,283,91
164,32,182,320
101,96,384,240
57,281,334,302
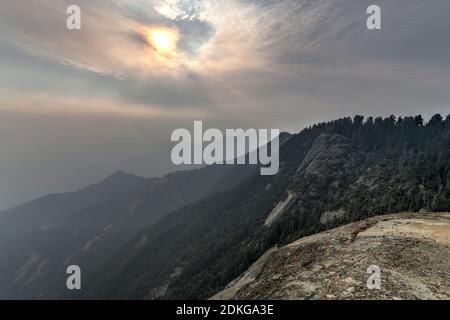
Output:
0,164,258,298
1,114,449,299
79,114,450,300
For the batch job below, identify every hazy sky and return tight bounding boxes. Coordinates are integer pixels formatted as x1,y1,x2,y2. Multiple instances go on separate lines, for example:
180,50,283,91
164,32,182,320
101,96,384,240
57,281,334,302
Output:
0,0,450,210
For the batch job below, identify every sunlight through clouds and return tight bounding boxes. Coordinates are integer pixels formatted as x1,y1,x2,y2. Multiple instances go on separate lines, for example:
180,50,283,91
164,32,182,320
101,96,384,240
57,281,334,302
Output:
1,0,449,122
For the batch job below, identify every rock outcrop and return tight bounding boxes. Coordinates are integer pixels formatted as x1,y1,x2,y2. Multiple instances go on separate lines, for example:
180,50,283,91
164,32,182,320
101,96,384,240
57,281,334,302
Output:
214,213,450,300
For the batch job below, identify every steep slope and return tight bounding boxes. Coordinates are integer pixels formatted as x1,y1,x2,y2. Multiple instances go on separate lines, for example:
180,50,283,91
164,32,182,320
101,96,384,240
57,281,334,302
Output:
214,212,450,300
0,164,257,299
81,115,450,300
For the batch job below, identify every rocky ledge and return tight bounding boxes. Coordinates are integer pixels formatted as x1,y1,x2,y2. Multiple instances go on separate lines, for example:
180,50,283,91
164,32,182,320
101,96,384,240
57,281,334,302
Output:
213,212,450,300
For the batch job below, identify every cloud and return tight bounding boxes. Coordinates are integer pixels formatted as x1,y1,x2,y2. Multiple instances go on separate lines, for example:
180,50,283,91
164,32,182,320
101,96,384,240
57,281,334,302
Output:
1,0,449,122
0,89,210,119
0,0,266,77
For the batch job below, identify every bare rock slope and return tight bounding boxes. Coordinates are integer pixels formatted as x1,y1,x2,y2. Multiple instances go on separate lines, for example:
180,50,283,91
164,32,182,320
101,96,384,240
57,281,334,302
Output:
213,213,450,300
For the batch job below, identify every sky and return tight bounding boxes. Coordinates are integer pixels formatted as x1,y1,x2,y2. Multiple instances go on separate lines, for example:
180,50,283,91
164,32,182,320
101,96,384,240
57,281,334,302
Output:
0,0,450,210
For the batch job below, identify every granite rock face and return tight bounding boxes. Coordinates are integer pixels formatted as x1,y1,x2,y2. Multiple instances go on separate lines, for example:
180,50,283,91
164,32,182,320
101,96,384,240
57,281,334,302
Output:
214,213,450,300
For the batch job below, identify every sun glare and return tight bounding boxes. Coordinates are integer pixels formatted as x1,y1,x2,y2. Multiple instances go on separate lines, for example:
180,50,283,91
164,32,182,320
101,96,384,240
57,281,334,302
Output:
139,26,183,68
146,28,178,53
151,31,171,50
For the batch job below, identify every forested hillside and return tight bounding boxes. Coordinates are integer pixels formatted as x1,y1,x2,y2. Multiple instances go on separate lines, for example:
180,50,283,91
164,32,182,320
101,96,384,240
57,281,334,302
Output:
81,114,450,299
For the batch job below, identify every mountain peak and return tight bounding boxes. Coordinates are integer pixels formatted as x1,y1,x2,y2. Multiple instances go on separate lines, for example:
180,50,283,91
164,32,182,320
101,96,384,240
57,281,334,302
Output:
109,170,129,178
102,170,144,183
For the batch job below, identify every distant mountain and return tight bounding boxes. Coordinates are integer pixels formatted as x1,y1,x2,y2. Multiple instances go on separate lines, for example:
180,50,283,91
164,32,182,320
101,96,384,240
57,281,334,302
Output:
79,114,450,300
0,170,146,247
213,212,450,300
0,164,258,299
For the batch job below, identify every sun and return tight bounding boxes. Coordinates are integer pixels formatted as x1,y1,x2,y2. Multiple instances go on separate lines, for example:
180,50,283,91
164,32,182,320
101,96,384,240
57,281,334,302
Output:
150,31,172,50
139,26,182,67
146,28,178,53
